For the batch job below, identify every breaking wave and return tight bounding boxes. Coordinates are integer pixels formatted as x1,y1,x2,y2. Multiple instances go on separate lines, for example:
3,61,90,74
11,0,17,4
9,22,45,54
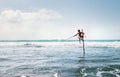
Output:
0,40,120,48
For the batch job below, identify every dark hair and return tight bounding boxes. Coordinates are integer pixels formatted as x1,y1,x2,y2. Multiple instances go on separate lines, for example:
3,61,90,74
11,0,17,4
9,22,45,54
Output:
78,29,80,32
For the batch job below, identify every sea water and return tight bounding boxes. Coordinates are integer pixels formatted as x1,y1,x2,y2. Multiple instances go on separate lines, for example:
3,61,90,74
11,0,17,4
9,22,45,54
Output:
0,40,120,77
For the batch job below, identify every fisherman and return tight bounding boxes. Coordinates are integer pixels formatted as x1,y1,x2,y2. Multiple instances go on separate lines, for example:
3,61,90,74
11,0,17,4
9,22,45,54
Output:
73,29,85,56
73,29,84,43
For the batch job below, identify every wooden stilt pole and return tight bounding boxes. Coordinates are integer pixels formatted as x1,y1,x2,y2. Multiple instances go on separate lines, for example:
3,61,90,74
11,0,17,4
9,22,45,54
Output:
82,39,85,57
81,29,85,57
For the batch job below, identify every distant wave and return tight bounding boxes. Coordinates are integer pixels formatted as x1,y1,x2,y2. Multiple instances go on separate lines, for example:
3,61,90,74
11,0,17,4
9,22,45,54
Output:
0,42,44,48
0,41,120,48
0,40,120,42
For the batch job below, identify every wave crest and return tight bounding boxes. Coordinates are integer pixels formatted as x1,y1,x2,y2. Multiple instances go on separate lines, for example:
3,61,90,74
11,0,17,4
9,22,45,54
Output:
0,41,120,48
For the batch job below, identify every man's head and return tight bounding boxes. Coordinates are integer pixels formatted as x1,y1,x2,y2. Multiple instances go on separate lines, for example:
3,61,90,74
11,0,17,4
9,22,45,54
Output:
78,29,80,32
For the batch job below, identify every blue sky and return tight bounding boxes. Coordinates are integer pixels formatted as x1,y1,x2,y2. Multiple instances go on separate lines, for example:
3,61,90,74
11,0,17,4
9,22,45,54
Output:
0,0,120,40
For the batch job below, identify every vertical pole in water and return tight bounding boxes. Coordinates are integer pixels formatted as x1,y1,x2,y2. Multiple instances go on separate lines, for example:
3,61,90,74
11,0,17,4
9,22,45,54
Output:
82,39,85,57
81,29,85,57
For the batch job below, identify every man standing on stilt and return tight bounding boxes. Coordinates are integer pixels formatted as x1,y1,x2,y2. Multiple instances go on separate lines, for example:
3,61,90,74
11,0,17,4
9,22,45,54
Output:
73,29,85,56
73,29,84,43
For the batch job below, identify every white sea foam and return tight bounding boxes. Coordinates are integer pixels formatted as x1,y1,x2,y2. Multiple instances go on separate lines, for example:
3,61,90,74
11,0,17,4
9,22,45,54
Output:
0,41,120,48
54,72,58,77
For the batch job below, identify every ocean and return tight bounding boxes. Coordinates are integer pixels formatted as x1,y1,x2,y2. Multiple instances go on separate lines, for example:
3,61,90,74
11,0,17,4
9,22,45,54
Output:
0,40,120,77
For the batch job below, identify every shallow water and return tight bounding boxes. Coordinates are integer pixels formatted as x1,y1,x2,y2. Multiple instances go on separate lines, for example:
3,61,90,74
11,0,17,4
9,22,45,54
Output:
0,40,120,77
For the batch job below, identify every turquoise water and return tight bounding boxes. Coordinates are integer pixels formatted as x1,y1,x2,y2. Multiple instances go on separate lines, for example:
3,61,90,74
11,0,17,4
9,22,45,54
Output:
0,40,120,77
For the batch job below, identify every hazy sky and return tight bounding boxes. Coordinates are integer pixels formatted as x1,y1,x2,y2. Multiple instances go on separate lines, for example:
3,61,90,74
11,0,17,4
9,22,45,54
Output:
0,0,120,40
